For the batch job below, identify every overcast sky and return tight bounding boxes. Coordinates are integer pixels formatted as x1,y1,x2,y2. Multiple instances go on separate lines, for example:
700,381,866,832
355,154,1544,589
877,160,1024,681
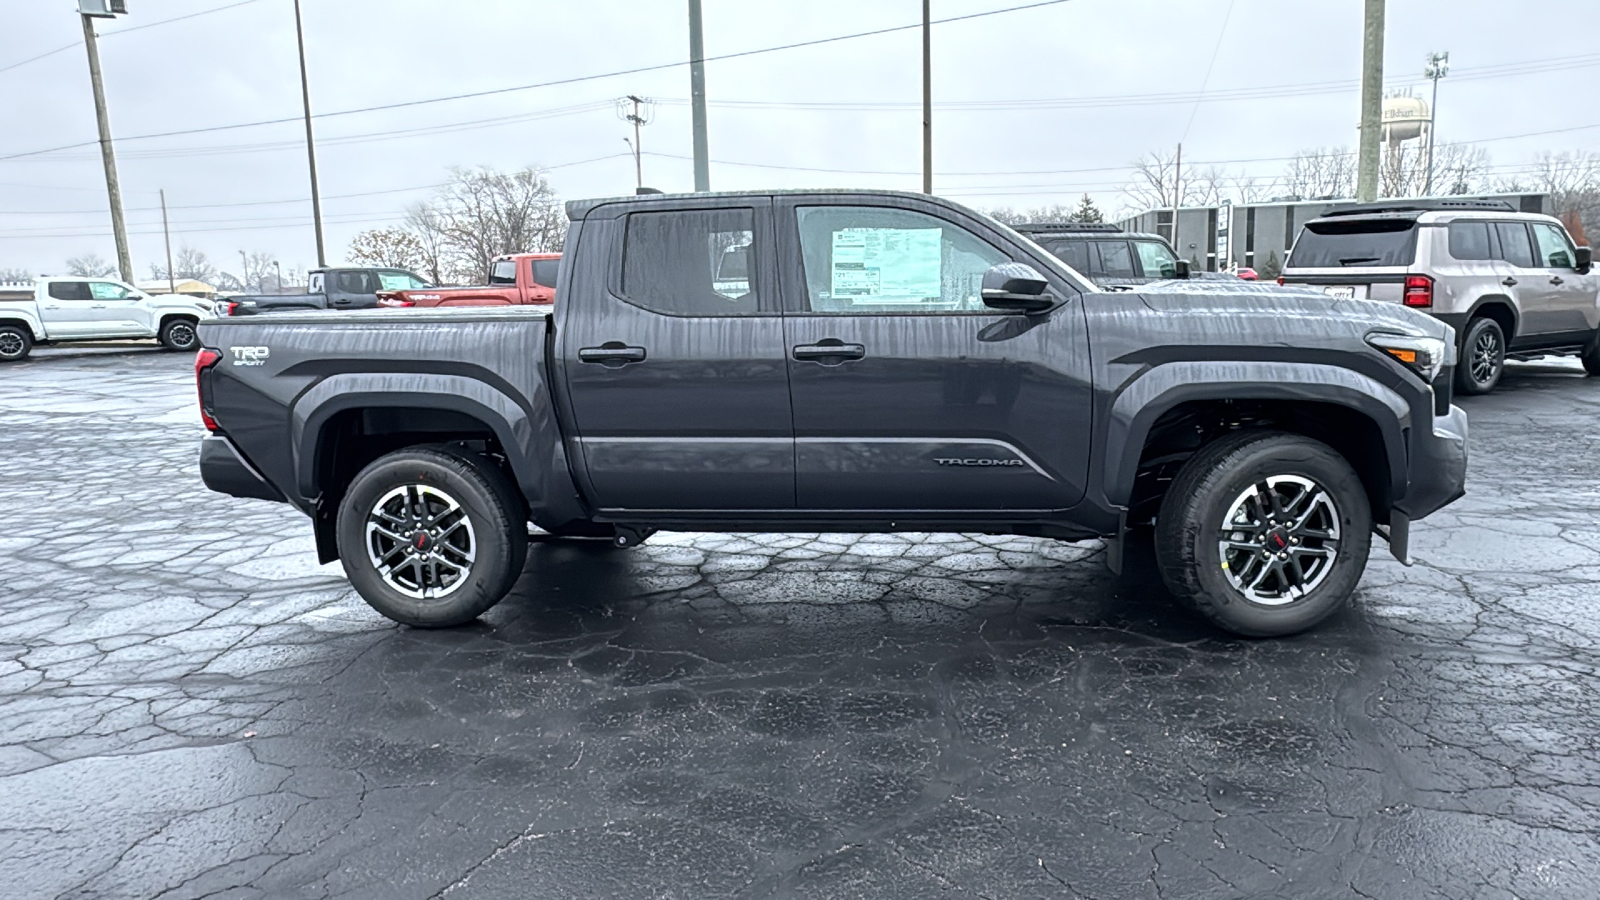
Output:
2,0,1596,279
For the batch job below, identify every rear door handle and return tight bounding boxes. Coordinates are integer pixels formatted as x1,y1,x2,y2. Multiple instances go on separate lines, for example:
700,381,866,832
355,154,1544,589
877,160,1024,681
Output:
792,340,866,364
1550,276,1565,285
1501,277,1517,286
578,343,647,366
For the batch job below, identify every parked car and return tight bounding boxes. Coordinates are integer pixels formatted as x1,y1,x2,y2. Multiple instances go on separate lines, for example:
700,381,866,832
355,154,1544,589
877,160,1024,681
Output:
0,275,213,362
1235,267,1259,281
377,253,559,308
1281,198,1600,394
1014,223,1190,287
196,189,1467,638
225,267,432,316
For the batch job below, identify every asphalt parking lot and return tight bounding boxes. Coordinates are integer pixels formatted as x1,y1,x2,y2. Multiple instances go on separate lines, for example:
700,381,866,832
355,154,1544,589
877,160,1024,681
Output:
3,345,1600,899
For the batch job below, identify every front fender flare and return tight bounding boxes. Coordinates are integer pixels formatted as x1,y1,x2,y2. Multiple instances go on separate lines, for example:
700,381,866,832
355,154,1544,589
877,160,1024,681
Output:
1101,361,1413,510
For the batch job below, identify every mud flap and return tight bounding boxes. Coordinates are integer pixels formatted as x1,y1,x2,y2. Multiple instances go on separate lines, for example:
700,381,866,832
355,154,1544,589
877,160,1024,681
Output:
313,500,339,564
1378,511,1411,566
1104,510,1128,575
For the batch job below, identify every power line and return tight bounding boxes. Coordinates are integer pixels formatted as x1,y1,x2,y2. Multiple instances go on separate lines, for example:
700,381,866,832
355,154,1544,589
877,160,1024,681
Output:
0,0,1077,162
0,0,265,76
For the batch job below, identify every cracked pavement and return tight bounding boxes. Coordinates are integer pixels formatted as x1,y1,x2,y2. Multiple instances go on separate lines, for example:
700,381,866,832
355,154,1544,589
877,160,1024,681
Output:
3,346,1600,899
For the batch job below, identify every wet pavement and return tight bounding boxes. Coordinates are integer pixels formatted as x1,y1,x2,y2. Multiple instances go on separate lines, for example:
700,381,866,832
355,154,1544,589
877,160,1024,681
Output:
2,347,1599,899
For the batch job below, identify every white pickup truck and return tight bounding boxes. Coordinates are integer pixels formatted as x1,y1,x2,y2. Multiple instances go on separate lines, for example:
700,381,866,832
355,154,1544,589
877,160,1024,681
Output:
0,276,215,362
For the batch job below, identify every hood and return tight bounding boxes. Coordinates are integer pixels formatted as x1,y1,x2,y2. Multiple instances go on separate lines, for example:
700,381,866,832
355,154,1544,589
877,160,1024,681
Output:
1126,283,1453,344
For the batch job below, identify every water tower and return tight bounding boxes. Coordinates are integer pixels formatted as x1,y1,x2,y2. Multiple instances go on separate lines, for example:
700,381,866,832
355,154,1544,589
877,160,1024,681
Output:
1381,94,1433,195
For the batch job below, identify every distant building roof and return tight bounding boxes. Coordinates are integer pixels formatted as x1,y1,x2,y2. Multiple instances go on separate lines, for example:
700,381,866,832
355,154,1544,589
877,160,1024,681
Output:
137,278,216,295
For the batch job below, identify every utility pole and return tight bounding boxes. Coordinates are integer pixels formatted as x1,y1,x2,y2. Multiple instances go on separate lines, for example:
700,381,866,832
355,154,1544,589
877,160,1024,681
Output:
1355,0,1385,203
292,0,327,267
617,96,655,190
78,5,133,284
1172,142,1183,246
687,0,710,192
921,0,932,194
159,189,175,295
1422,51,1449,196
274,260,283,293
239,250,249,290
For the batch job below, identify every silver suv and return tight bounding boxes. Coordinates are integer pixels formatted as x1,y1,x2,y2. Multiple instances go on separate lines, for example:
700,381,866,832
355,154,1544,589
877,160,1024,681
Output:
1282,199,1600,394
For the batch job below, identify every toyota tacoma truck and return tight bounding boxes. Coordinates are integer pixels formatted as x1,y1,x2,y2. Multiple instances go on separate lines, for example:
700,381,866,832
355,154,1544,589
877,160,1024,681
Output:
0,275,213,361
376,252,559,308
196,189,1468,637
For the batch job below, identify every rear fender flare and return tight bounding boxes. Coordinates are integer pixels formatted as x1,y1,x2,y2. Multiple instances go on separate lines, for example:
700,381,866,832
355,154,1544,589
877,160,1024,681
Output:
0,312,45,340
1101,361,1413,510
1464,295,1519,342
291,372,585,526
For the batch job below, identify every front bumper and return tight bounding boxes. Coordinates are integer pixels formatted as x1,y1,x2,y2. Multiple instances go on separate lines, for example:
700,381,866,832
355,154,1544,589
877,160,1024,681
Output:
199,435,286,503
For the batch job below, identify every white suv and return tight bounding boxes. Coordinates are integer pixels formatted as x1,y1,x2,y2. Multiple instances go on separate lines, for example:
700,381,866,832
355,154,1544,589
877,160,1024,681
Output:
1281,199,1599,394
0,276,216,362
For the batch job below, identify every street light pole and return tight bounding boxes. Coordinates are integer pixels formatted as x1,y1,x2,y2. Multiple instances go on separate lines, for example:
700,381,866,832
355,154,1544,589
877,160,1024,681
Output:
79,10,133,284
292,0,327,267
160,189,175,295
1355,0,1385,203
1422,51,1449,196
921,0,932,194
687,0,710,192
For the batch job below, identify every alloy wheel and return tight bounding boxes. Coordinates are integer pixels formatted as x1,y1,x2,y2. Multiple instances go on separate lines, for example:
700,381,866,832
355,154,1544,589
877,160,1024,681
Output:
0,332,23,358
168,322,197,350
1471,328,1500,385
364,484,477,600
1217,475,1341,606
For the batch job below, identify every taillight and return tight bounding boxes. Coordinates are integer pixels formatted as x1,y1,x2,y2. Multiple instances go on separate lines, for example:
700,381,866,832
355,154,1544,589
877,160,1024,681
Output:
1276,276,1284,286
1403,274,1434,308
223,302,238,316
195,348,222,431
377,297,415,308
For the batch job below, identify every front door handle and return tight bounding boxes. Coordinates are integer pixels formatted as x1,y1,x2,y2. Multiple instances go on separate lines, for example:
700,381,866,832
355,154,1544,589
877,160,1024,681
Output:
90,303,108,309
1551,276,1565,285
1501,277,1517,287
793,339,866,364
578,343,647,367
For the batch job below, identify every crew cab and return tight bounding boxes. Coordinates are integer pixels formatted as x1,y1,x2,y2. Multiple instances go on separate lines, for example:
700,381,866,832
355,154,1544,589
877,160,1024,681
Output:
196,189,1469,638
376,253,559,308
0,275,213,361
225,267,432,316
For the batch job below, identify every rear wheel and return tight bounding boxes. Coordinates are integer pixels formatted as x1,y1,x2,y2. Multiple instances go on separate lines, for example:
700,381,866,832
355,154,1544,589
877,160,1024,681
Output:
336,446,528,627
159,317,199,352
1581,332,1600,376
0,325,31,362
1155,431,1372,637
1455,316,1505,395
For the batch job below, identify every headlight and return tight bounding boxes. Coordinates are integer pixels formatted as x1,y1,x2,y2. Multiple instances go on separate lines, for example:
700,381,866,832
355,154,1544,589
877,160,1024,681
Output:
1367,331,1451,382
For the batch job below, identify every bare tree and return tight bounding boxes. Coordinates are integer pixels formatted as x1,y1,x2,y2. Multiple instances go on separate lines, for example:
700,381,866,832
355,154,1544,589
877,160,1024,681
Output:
985,203,1076,226
1281,147,1357,201
66,252,117,277
404,202,451,284
151,246,219,284
1523,150,1600,243
0,267,32,283
1124,149,1182,210
1187,165,1230,206
429,166,565,282
348,228,428,273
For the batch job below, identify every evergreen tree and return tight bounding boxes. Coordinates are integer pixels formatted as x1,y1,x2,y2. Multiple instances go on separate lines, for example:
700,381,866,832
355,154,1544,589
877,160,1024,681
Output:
1069,194,1105,223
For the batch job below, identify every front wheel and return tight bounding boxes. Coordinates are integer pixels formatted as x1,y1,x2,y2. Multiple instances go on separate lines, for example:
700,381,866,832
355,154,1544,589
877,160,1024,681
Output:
1155,431,1372,637
159,317,199,352
1455,317,1505,395
1581,333,1600,376
0,325,31,362
336,447,528,627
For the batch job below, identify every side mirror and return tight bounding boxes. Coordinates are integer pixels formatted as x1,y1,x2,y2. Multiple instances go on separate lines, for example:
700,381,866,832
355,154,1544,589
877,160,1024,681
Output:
1575,245,1592,273
981,262,1054,313
1173,259,1192,279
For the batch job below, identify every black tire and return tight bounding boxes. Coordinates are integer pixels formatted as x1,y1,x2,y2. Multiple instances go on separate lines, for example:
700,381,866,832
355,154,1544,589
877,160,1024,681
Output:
1455,316,1505,395
336,446,528,627
158,317,199,352
0,325,31,362
1581,334,1600,377
1155,431,1372,637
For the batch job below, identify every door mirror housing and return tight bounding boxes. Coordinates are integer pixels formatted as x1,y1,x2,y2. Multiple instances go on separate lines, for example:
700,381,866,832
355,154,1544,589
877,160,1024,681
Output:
1574,245,1592,273
1173,259,1192,279
981,262,1054,312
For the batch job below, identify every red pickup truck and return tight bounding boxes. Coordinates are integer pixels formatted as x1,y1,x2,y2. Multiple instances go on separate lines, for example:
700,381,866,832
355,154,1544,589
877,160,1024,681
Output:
376,252,559,308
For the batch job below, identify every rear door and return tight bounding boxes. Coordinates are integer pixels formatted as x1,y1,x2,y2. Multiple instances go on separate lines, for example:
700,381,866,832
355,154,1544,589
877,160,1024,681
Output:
559,199,794,510
38,281,108,337
776,197,1092,512
1492,221,1553,336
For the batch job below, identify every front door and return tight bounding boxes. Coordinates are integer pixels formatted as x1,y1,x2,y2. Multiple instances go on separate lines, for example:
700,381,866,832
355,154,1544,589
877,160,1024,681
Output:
560,201,794,511
1528,221,1599,339
776,199,1092,512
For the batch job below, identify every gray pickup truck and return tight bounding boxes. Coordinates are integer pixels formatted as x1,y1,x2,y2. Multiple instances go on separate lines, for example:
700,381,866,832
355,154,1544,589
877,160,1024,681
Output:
225,266,432,315
197,189,1468,637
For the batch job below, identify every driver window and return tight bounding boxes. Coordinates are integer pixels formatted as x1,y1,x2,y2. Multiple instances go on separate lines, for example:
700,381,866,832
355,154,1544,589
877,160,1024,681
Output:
88,282,130,300
794,205,1008,314
1133,241,1178,278
1531,223,1576,268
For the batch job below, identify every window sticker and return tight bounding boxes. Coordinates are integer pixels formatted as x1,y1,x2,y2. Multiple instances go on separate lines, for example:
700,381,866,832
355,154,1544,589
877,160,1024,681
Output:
830,227,941,302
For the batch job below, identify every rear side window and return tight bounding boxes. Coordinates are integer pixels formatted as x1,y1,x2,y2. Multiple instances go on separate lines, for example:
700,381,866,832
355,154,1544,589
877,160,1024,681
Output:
1495,223,1535,268
335,271,376,294
47,281,91,301
1447,222,1492,261
1094,241,1136,279
488,261,517,285
1289,218,1417,267
1532,222,1576,268
530,258,560,288
1041,239,1091,276
621,208,758,316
